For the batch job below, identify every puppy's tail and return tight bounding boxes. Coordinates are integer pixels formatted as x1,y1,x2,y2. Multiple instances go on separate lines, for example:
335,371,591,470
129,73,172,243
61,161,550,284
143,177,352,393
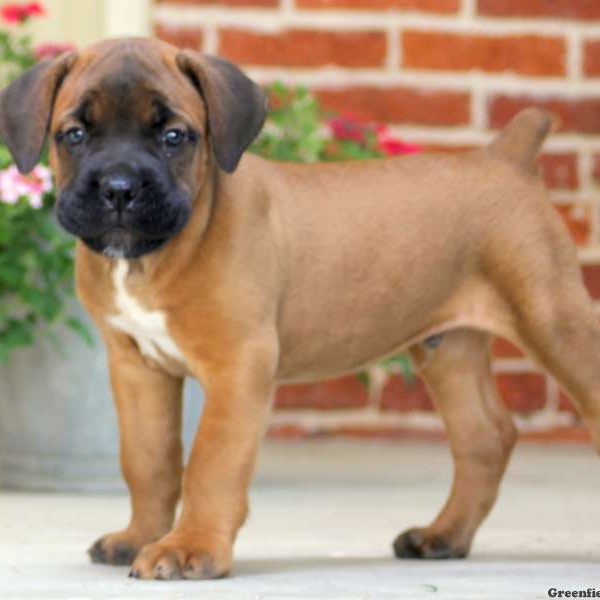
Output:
488,108,558,172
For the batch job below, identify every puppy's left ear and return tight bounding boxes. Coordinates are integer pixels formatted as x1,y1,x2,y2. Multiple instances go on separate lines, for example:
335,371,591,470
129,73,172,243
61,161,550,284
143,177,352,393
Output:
0,51,77,174
176,51,268,173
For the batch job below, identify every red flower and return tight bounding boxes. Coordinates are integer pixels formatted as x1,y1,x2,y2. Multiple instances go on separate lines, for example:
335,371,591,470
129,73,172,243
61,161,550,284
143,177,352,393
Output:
34,41,75,61
25,0,43,15
1,2,44,24
329,113,421,156
377,127,422,156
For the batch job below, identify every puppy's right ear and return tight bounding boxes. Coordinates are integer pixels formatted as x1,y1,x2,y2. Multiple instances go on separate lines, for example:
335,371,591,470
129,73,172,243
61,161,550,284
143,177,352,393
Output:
0,52,76,174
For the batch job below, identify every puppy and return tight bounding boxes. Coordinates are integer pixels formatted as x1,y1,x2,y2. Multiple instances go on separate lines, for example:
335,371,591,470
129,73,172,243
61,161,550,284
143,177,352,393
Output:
0,37,596,580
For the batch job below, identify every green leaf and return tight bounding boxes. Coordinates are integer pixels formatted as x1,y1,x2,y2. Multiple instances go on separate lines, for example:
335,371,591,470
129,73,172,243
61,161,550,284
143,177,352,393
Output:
356,371,370,389
397,354,415,385
66,318,95,347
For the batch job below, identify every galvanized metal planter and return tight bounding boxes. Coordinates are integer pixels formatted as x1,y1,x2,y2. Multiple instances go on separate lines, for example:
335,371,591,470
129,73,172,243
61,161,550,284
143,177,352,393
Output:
0,313,203,491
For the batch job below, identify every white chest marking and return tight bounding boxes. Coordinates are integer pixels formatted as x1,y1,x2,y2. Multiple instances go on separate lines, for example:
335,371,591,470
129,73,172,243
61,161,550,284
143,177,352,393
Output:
107,260,185,365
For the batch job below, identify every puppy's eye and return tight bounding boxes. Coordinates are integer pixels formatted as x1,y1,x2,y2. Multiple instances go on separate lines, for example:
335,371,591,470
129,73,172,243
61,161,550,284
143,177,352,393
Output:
64,127,86,146
162,128,185,148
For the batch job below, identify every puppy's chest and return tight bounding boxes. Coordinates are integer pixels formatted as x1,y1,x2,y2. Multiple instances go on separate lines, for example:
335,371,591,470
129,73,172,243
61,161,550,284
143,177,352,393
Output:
107,260,185,369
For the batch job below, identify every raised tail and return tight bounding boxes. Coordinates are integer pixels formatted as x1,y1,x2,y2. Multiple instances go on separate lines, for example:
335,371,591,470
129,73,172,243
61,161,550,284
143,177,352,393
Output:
488,108,558,172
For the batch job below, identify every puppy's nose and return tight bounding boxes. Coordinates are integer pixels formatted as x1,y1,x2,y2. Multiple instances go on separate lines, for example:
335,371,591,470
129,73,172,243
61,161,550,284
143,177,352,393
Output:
100,174,141,211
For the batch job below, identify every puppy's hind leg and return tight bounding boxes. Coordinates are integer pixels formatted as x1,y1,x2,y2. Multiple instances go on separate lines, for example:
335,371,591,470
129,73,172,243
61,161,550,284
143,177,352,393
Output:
514,268,600,452
393,329,517,560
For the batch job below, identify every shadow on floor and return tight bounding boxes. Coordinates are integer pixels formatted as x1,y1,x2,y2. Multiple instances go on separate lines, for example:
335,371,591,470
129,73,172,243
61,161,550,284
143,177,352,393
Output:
234,550,600,578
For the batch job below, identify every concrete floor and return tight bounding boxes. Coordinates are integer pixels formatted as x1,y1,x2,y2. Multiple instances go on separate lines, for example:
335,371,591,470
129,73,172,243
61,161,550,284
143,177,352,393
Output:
1,440,600,599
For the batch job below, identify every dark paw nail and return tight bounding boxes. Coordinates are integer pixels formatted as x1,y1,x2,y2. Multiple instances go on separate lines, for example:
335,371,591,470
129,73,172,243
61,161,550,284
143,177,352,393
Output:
88,540,106,564
393,529,424,559
393,528,468,560
128,569,140,579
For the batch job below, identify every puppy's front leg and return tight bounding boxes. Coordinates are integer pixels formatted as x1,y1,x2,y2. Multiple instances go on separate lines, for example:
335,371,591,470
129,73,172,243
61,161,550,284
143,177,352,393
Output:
130,338,277,580
89,332,184,566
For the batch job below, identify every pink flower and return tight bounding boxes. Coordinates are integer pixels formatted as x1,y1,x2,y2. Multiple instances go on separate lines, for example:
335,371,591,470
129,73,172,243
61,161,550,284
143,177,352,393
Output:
328,114,369,144
0,2,44,24
34,41,75,61
376,127,422,156
0,164,53,209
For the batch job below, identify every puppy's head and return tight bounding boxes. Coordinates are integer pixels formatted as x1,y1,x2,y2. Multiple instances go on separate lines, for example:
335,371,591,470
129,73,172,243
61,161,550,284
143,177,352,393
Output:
0,38,267,258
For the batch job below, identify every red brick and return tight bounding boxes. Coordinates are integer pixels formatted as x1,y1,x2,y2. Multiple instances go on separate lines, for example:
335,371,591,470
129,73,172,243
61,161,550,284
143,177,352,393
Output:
489,96,600,134
316,86,470,125
380,375,433,412
218,29,386,68
558,391,579,414
274,375,369,410
296,0,459,13
157,0,278,6
154,24,203,50
582,264,600,299
539,153,578,190
403,31,565,77
492,337,524,358
555,204,592,246
584,40,600,76
478,0,600,20
593,154,600,183
496,373,546,412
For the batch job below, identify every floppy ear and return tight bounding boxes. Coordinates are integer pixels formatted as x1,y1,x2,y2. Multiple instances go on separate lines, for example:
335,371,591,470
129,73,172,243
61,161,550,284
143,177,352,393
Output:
176,51,268,173
0,52,76,174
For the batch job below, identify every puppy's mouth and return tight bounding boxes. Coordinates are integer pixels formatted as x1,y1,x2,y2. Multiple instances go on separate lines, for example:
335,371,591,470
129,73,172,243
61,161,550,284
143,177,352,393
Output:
97,226,169,259
83,224,173,259
56,187,192,259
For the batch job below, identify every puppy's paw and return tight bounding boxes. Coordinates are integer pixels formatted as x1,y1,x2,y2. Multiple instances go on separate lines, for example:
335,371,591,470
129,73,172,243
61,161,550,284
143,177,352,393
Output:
88,529,146,566
392,527,468,560
129,530,232,580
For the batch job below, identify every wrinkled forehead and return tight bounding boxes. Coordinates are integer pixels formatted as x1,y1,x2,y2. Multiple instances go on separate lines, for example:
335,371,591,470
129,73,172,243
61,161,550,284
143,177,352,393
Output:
52,39,205,130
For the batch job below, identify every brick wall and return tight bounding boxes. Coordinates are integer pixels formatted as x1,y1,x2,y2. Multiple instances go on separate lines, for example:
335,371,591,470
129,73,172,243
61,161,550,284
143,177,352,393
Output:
154,0,600,441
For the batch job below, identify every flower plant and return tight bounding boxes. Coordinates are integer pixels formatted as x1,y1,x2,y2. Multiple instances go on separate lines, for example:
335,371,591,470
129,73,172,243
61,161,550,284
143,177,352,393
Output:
0,3,84,361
